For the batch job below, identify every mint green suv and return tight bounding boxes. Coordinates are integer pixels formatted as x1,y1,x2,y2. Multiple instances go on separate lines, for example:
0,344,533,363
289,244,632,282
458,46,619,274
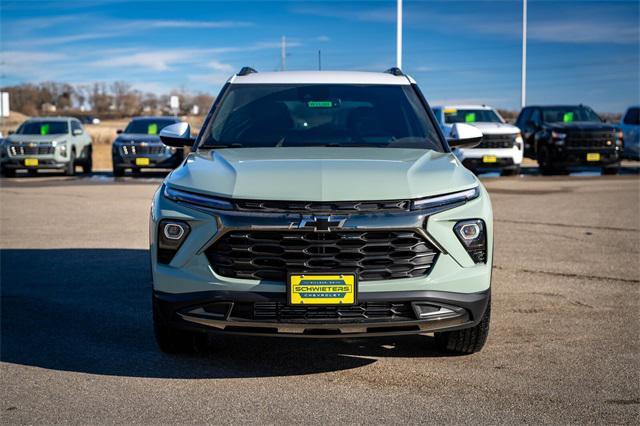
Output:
150,68,492,355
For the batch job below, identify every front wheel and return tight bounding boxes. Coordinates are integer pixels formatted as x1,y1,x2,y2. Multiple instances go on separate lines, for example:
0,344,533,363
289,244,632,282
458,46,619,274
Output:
65,151,76,176
1,168,16,178
602,165,620,175
434,300,491,355
82,147,93,174
500,165,521,176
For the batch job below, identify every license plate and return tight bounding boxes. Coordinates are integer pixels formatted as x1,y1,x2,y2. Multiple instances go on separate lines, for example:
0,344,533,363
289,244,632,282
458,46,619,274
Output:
482,155,497,163
24,158,38,166
288,273,356,306
586,153,600,162
135,157,150,166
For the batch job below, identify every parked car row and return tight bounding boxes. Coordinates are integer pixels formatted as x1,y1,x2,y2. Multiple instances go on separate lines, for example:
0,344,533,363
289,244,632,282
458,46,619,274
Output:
0,103,637,178
434,104,637,176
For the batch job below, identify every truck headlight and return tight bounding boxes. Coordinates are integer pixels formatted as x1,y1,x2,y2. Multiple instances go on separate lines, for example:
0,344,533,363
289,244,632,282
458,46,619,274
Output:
58,143,68,157
454,219,487,264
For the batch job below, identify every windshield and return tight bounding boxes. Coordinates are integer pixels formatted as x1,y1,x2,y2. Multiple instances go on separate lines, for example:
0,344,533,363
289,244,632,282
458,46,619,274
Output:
200,84,444,151
18,121,68,135
444,108,503,124
124,118,178,135
542,106,601,123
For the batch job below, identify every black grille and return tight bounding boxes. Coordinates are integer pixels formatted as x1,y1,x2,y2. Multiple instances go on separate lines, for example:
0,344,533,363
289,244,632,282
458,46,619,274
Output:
565,131,615,149
231,301,415,322
234,199,410,213
121,144,165,155
206,230,438,282
9,144,55,155
476,134,515,149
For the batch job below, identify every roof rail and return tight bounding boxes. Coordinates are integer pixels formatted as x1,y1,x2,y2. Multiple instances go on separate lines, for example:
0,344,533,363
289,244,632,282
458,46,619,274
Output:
237,67,258,76
384,67,404,76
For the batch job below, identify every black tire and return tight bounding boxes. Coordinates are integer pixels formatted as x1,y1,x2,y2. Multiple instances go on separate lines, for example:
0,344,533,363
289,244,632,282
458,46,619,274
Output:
500,166,521,176
537,145,559,175
65,150,76,176
602,166,619,175
434,300,491,355
112,166,125,177
1,168,16,178
82,147,93,174
153,301,194,354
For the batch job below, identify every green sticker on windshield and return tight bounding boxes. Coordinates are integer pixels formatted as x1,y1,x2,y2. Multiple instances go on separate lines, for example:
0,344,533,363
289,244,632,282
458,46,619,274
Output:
307,101,333,108
148,123,158,135
465,113,476,123
40,124,50,135
563,112,574,123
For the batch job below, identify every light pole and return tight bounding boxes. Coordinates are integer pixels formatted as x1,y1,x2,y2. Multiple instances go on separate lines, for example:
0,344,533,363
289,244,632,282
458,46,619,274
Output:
397,0,403,69
521,0,527,108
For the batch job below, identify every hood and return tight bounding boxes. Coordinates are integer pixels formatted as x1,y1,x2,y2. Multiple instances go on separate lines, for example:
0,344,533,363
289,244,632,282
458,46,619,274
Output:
544,122,618,132
115,134,162,143
166,147,477,201
466,122,520,134
7,134,68,143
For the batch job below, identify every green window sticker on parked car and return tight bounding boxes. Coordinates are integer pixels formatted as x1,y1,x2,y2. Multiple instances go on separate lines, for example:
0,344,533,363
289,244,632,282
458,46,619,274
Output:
465,113,476,123
40,124,50,135
148,123,159,135
307,101,333,108
563,112,574,123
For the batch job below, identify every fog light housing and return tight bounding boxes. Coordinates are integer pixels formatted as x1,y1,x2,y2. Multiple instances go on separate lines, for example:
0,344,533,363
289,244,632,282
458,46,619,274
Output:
158,220,190,264
454,219,487,264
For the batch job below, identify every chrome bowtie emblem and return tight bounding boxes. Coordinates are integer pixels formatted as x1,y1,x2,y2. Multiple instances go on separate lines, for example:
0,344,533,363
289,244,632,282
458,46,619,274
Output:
299,216,346,232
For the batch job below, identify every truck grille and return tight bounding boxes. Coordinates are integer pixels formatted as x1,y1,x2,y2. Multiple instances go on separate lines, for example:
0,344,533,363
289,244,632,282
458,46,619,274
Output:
233,199,410,213
120,144,165,155
9,144,55,156
206,230,438,282
565,131,615,149
476,134,515,149
231,301,415,322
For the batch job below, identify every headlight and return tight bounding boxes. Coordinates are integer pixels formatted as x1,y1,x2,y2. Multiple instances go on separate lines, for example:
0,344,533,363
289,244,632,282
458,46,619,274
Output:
57,142,68,157
157,219,191,264
454,219,487,264
551,131,567,140
163,185,233,210
167,146,177,154
412,187,479,211
616,131,624,146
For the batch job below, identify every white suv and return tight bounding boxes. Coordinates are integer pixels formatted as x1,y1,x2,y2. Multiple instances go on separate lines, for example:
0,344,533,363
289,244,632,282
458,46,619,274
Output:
432,105,523,176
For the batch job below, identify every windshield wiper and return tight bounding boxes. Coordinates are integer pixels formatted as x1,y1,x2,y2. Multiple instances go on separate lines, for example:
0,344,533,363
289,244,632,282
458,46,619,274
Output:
200,143,244,149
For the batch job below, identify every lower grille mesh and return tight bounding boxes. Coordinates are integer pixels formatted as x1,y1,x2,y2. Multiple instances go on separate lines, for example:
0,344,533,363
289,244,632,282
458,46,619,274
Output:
231,301,415,322
206,230,438,282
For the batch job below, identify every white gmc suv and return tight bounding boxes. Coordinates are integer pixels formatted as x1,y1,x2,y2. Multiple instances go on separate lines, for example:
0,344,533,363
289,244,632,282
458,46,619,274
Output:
432,105,523,176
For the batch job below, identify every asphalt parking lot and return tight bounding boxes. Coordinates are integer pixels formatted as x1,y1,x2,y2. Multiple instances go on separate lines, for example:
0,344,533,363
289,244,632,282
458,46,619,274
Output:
1,171,639,424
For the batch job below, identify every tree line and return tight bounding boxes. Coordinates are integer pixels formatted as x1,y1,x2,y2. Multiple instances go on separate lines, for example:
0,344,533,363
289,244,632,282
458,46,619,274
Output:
0,81,215,118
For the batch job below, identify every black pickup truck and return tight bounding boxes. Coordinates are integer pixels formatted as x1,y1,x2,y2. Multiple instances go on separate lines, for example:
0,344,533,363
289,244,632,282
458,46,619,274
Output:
515,105,623,175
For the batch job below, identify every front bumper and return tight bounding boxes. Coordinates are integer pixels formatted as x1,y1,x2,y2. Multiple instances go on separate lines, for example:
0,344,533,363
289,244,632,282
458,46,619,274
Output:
549,146,621,166
150,183,494,338
112,148,183,169
154,288,490,338
2,157,69,169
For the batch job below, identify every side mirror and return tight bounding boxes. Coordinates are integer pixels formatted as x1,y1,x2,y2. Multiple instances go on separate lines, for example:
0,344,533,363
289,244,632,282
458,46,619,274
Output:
116,129,123,134
73,128,83,136
160,122,195,147
447,123,483,149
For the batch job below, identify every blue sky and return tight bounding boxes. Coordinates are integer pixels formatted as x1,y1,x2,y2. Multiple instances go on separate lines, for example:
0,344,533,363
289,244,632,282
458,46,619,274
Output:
1,0,638,112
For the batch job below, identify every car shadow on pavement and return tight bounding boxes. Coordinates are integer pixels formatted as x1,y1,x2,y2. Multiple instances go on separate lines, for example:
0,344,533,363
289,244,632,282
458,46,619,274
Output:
1,248,449,379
